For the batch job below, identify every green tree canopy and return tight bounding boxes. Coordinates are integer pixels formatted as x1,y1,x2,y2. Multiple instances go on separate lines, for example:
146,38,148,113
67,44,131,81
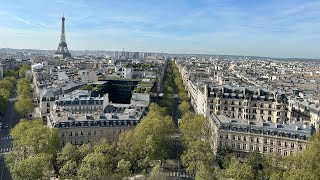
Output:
5,119,58,179
18,65,31,78
179,112,209,145
178,100,190,116
14,98,34,116
78,152,110,180
134,103,176,162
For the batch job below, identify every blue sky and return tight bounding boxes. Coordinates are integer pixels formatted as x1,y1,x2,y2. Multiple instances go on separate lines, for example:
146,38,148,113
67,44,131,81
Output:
0,0,320,58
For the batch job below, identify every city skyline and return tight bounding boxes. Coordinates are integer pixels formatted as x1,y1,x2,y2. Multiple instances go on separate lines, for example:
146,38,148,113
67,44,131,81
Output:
0,0,320,59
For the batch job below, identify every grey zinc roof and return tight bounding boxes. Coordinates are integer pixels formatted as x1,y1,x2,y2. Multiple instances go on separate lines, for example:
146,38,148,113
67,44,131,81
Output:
41,88,62,98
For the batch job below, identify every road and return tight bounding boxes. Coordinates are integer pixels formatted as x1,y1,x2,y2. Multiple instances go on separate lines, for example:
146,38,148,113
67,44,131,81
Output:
0,86,19,180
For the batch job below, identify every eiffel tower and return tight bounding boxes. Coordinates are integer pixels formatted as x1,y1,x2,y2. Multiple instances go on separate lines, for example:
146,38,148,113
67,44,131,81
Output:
54,14,72,58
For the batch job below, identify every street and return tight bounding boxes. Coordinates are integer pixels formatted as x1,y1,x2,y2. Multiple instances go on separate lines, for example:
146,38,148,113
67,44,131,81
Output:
0,87,19,180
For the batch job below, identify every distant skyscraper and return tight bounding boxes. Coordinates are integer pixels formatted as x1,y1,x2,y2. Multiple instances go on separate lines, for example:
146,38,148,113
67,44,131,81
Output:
54,15,72,59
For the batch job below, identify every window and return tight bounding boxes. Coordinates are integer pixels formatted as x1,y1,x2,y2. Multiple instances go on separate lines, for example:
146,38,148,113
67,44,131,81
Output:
75,131,78,136
284,142,288,147
69,132,72,136
256,138,260,143
268,111,272,115
251,137,254,142
81,131,83,135
233,135,235,140
263,146,267,152
278,149,281,154
244,136,247,141
268,117,271,121
251,145,254,151
88,131,91,136
270,140,273,145
270,148,274,153
243,144,247,150
220,134,223,139
264,139,267,144
277,112,280,116
61,132,65,137
299,144,303,150
260,110,264,114
291,143,295,148
237,136,241,140
237,143,241,150
278,141,281,146
284,150,288,156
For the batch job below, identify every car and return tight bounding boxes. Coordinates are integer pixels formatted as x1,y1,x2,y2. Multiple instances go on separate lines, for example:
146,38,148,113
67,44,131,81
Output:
4,124,9,128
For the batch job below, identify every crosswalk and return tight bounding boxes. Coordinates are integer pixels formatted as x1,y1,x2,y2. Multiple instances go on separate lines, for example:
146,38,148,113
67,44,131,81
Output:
166,171,194,178
0,136,12,141
0,147,12,153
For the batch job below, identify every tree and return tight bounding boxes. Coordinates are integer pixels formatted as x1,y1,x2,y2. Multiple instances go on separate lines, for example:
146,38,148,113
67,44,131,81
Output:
93,138,118,170
0,88,10,101
3,70,18,77
117,130,139,172
283,168,317,180
181,140,213,173
134,103,176,163
11,153,52,180
179,112,209,145
56,143,79,167
0,78,14,91
18,65,30,78
9,119,58,158
216,145,233,169
5,120,58,179
178,100,190,115
195,164,215,180
17,78,31,99
14,98,34,116
223,156,254,180
115,159,132,179
149,164,166,180
59,160,78,179
78,152,110,180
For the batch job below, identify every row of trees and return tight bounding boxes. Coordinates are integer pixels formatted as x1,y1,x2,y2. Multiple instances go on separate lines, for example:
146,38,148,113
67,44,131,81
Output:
172,63,189,102
0,76,16,113
18,65,30,78
14,78,34,117
169,60,215,179
160,61,175,114
6,103,176,179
